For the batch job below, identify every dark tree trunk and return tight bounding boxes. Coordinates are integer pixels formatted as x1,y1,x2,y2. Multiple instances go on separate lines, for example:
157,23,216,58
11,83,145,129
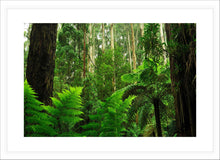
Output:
26,24,57,106
165,24,196,137
153,98,162,137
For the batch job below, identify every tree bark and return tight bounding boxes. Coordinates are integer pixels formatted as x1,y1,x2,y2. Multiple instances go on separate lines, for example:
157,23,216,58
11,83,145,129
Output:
83,25,86,78
160,23,167,64
111,23,116,91
127,31,132,72
89,23,93,73
130,23,136,71
165,24,196,137
26,24,57,106
140,23,144,37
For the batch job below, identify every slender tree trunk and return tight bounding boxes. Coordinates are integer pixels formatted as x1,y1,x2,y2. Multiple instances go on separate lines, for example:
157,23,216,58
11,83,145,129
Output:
127,31,132,72
86,25,90,73
140,23,145,64
26,24,57,106
111,23,116,92
88,23,93,73
130,23,136,71
83,25,86,78
140,23,144,37
102,23,105,53
153,98,162,137
160,23,167,64
135,25,139,50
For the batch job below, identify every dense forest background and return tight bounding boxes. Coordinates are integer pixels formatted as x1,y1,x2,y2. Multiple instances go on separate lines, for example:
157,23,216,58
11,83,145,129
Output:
24,23,196,137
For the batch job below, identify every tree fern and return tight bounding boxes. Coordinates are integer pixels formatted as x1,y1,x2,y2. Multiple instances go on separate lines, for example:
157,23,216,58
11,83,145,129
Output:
120,57,173,137
51,87,84,136
24,80,57,137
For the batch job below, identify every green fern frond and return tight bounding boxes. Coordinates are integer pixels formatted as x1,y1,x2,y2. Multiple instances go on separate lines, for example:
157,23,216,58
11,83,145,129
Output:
121,73,138,83
52,86,84,136
24,80,57,137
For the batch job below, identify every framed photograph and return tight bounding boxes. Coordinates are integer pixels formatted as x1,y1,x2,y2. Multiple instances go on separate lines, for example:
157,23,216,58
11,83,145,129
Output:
0,0,219,159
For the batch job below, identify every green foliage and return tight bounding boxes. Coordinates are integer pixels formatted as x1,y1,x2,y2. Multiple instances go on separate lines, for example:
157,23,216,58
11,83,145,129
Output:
138,102,154,130
140,23,163,60
95,49,114,100
81,102,104,137
162,120,177,137
24,80,57,137
121,73,138,83
95,47,130,101
82,90,136,137
127,123,143,137
55,24,85,90
51,86,84,136
121,29,174,136
100,90,136,137
81,74,103,137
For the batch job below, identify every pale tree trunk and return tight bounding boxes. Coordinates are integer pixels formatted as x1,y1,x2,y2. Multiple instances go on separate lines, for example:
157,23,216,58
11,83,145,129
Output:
110,23,116,92
102,23,105,53
83,25,86,78
87,27,90,73
88,23,93,73
160,23,167,64
140,23,145,52
140,23,144,37
130,23,136,71
128,31,132,72
135,25,139,50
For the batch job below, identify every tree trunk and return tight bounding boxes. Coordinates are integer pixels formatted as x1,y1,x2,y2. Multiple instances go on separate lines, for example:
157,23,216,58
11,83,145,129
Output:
83,25,86,78
165,24,196,137
89,23,93,73
26,24,57,106
130,23,136,71
140,23,144,37
140,23,145,53
111,23,116,91
160,23,167,64
153,98,162,137
135,24,139,49
128,31,132,72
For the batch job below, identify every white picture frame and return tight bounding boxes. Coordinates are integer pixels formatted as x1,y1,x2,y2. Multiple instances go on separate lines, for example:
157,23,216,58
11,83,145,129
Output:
0,0,219,159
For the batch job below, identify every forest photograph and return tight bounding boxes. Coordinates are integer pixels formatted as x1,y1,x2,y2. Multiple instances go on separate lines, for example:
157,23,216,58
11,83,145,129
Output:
24,23,196,137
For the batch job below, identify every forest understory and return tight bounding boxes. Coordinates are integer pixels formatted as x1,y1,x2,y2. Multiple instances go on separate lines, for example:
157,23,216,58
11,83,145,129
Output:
24,23,196,137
